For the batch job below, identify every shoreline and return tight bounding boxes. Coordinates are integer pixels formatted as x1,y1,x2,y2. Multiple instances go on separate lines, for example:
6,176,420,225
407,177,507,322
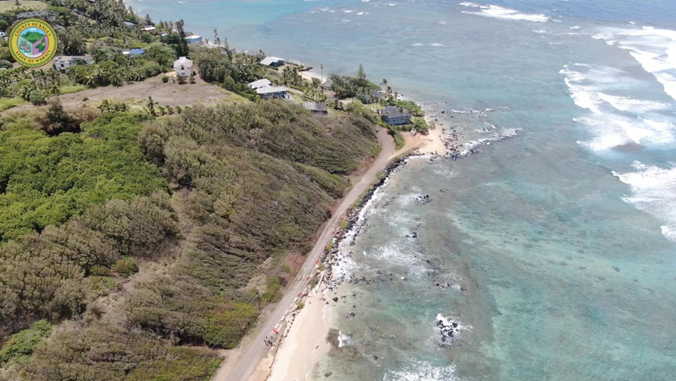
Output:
261,152,413,381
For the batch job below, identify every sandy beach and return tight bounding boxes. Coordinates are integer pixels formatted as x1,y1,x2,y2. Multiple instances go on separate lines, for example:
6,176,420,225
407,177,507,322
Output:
264,285,333,381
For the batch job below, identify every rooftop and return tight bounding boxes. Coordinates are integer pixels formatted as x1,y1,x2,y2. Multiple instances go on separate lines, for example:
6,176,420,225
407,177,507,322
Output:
260,56,284,66
256,86,288,95
248,79,272,89
174,57,193,65
379,105,410,119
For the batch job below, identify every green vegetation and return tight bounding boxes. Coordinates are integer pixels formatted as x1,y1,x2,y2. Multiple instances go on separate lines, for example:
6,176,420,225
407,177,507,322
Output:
392,130,405,150
127,347,222,381
0,113,166,241
0,97,24,112
262,276,282,303
0,100,378,380
329,65,380,99
0,320,51,364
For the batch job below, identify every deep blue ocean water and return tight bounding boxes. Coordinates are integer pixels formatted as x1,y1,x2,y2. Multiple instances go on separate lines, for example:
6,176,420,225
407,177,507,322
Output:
130,0,676,379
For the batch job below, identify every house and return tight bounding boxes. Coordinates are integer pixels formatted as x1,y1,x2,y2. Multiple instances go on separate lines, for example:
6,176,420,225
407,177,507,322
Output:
256,86,288,99
248,79,272,90
379,106,411,125
123,22,136,29
129,48,145,56
173,56,194,77
259,56,284,67
358,89,385,104
185,35,203,44
302,102,328,115
141,26,156,32
53,56,93,71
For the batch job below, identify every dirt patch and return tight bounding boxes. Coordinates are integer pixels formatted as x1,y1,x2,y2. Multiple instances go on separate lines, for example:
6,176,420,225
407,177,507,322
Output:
4,74,232,115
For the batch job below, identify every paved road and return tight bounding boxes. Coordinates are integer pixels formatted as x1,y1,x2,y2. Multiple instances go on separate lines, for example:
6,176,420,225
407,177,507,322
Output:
220,128,396,381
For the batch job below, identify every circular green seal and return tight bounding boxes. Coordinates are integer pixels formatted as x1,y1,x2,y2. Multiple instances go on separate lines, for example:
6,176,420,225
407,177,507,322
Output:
9,18,58,68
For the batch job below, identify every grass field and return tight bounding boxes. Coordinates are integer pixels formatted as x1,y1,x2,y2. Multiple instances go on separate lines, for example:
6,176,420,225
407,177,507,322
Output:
0,97,25,112
0,1,47,12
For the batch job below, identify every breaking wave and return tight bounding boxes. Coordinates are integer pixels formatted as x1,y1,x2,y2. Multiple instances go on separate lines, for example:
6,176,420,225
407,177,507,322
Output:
560,64,676,152
592,26,676,102
613,161,676,242
459,2,549,23
385,361,457,381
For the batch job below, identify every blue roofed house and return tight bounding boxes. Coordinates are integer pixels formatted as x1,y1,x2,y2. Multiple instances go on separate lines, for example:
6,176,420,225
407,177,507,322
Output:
379,106,411,125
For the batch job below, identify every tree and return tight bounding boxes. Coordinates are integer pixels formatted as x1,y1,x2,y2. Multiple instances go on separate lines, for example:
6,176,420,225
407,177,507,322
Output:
58,28,87,56
146,96,156,116
356,64,368,90
144,14,152,26
175,19,189,57
44,99,76,135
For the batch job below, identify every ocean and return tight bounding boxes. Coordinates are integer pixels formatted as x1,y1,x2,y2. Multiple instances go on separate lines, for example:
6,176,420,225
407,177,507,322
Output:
129,0,676,379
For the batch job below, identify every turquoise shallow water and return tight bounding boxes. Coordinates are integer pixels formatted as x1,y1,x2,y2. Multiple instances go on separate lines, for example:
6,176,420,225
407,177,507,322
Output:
133,0,676,379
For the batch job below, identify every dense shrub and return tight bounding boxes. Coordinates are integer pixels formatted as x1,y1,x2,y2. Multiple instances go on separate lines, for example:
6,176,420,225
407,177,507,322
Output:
0,113,166,240
28,90,45,105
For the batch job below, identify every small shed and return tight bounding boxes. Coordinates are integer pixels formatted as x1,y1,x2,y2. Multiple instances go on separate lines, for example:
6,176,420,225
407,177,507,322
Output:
256,86,288,99
379,106,411,125
248,79,272,90
173,56,194,77
259,57,285,67
302,102,328,115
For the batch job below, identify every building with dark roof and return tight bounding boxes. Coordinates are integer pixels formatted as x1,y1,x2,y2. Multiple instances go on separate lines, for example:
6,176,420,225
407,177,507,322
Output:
358,89,385,104
379,106,411,125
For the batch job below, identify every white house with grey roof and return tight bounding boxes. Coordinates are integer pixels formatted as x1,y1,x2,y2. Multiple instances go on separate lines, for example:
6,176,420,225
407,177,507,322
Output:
247,78,272,90
256,86,288,99
53,56,93,71
173,57,193,77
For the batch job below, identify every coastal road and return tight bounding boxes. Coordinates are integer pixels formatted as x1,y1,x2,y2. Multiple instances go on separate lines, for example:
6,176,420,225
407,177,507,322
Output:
220,127,396,381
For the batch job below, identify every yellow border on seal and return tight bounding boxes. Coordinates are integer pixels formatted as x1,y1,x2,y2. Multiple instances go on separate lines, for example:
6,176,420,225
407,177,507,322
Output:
9,18,58,68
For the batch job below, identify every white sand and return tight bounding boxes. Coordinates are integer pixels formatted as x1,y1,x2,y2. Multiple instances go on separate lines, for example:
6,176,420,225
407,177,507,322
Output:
265,287,333,381
394,127,448,158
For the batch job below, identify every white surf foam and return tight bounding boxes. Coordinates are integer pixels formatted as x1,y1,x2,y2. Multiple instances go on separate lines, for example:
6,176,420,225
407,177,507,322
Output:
460,3,549,23
561,64,676,152
385,361,457,381
430,42,444,47
613,161,676,242
592,27,676,102
597,92,670,112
